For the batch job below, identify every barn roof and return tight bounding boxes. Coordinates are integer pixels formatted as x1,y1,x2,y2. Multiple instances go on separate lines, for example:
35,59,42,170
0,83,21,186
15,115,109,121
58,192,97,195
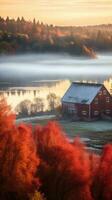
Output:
62,82,103,104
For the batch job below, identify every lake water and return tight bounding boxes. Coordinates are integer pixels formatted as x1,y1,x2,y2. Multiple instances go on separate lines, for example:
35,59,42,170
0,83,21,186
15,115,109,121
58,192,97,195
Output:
0,53,112,83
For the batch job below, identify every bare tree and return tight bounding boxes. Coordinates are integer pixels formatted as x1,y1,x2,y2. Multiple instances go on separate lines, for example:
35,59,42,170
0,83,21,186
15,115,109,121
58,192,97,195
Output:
15,100,32,116
47,93,60,111
34,97,44,112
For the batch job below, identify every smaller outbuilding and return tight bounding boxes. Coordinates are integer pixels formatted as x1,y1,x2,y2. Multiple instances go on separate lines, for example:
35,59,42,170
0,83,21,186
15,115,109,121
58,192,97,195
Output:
61,82,112,119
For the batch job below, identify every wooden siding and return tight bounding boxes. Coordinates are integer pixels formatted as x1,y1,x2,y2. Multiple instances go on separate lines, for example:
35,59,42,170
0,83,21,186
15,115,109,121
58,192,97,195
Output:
62,85,112,119
91,86,112,118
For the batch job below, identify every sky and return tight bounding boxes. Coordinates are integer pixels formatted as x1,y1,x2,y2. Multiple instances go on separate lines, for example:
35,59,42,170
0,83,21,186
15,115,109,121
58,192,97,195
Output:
0,0,112,26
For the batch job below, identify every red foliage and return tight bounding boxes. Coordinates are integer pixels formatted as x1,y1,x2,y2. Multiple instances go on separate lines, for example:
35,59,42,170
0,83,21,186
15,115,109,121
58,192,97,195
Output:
0,98,15,132
92,144,112,200
34,122,96,200
0,100,40,199
34,122,68,156
1,99,112,200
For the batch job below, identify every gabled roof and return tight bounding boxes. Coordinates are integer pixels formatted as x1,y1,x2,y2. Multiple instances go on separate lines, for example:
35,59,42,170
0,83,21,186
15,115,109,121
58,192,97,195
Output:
62,82,103,105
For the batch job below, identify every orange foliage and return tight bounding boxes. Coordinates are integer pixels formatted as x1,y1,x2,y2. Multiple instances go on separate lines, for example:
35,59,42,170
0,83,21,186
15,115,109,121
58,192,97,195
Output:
1,99,112,200
0,99,40,200
34,122,95,200
34,122,67,155
0,98,15,132
93,144,112,200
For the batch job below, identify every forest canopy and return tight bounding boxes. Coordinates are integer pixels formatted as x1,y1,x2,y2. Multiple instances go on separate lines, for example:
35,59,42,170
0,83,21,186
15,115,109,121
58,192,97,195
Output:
1,16,112,57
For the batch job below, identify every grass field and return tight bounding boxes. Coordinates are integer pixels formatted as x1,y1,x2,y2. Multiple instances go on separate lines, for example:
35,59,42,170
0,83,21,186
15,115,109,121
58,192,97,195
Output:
17,116,112,154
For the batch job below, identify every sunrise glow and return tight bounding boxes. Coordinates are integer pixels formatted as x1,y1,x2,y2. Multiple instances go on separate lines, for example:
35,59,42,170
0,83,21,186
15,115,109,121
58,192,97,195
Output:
0,0,112,25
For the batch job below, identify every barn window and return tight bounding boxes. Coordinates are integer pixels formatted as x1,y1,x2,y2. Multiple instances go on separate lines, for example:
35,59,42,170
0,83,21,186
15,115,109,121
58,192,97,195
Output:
106,97,110,103
105,109,111,114
99,91,102,95
68,104,76,113
82,111,87,115
94,98,98,104
94,111,99,116
103,90,107,95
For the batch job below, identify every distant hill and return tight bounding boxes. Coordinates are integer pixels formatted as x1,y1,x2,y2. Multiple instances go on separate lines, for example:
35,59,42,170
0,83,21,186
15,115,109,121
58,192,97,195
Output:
0,17,112,57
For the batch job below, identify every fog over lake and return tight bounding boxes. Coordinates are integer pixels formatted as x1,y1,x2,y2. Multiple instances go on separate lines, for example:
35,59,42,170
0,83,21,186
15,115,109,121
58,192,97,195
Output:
0,53,112,83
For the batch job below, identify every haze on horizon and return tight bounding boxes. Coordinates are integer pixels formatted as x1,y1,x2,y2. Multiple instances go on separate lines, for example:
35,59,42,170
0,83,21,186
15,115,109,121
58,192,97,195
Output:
0,0,112,26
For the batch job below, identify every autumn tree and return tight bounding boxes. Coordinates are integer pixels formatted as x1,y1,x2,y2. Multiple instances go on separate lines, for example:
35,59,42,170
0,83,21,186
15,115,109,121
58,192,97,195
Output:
34,98,44,112
2,98,112,200
34,121,95,200
0,98,15,132
16,99,32,116
47,93,59,111
0,99,40,200
92,144,112,200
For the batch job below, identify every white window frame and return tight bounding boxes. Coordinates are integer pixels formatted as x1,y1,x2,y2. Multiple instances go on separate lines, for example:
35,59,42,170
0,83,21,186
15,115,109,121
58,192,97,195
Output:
82,110,87,116
105,109,111,114
68,103,76,113
99,91,102,95
94,98,98,104
106,97,110,103
94,110,99,116
103,90,107,95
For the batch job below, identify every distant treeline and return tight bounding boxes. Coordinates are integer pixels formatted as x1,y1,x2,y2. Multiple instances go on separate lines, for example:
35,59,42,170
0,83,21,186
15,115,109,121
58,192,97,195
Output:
0,16,112,57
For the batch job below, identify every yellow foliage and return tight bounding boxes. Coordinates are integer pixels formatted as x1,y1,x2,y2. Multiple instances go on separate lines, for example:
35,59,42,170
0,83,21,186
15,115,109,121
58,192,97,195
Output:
31,191,45,200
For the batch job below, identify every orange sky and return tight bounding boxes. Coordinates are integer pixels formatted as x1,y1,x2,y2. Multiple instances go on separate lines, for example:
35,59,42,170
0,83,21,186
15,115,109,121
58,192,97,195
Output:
0,0,112,25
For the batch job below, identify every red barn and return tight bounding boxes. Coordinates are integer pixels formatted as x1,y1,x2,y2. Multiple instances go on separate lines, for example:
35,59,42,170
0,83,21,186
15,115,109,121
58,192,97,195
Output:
61,82,112,119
